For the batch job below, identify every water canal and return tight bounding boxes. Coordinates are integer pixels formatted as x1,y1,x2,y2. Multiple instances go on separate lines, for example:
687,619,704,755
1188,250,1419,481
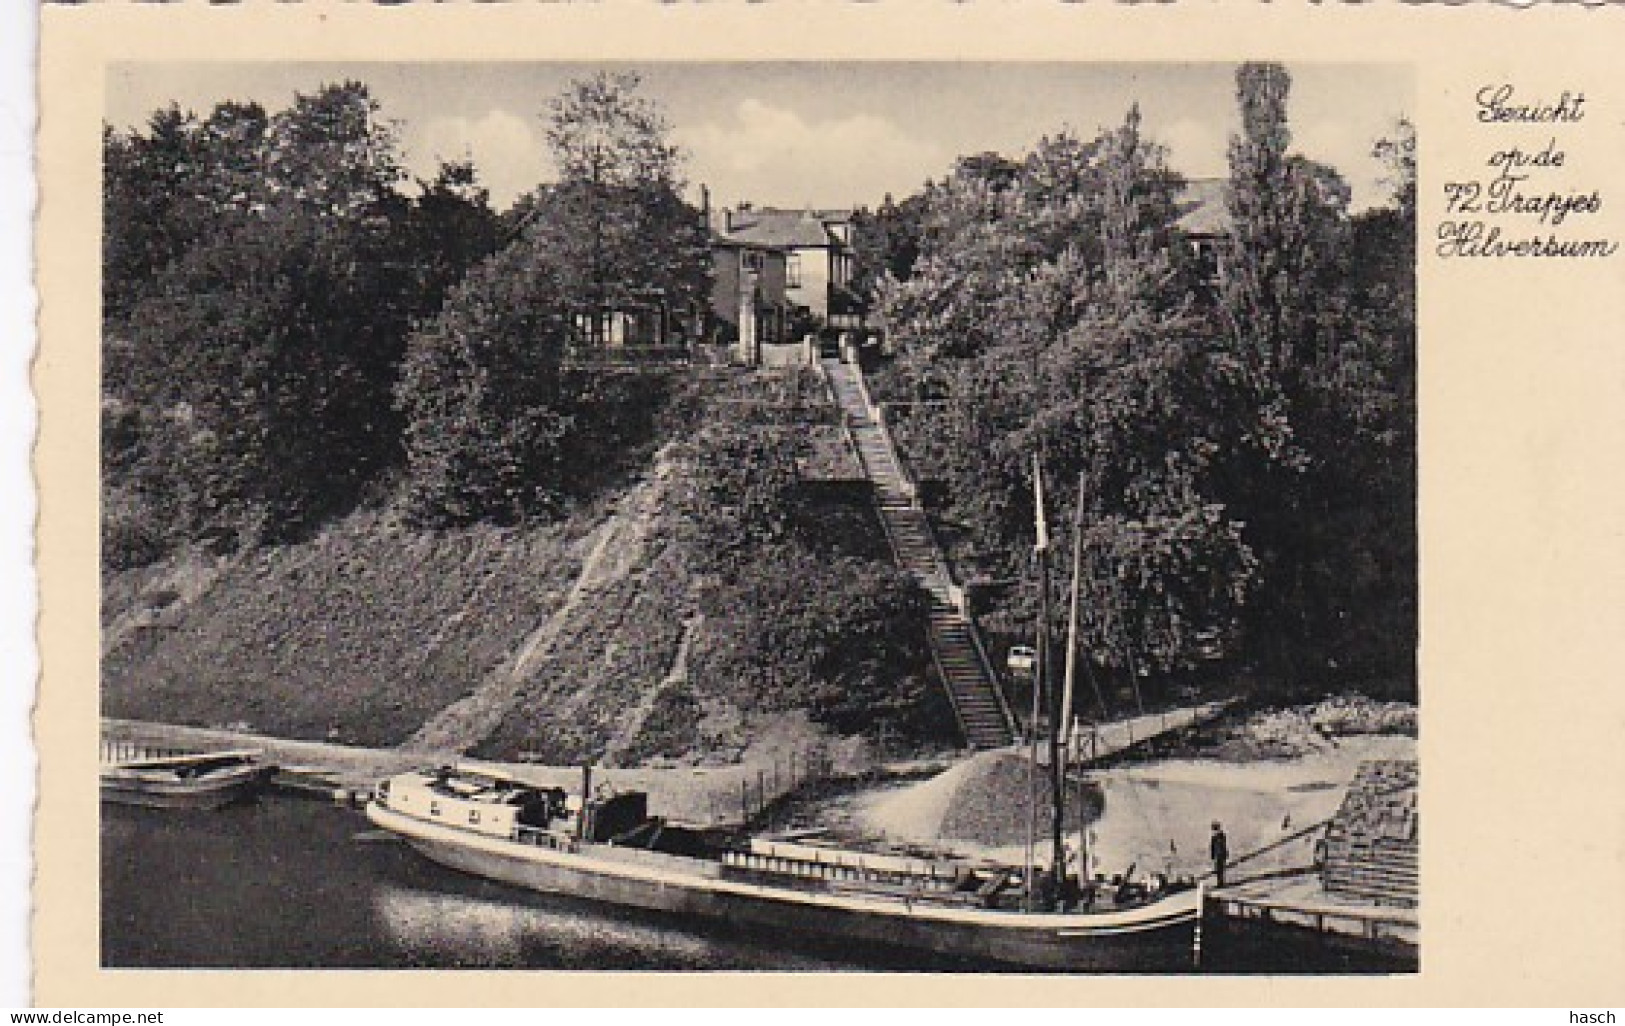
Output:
102,791,1406,973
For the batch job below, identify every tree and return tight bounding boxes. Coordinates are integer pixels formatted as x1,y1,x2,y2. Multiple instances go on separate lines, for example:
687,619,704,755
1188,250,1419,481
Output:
1045,107,1258,687
408,159,502,312
1372,117,1417,225
103,83,427,555
875,173,1034,361
1214,63,1416,695
848,192,927,302
102,102,271,324
264,81,403,222
118,217,375,544
870,75,1414,704
395,243,574,527
546,72,682,190
393,73,717,528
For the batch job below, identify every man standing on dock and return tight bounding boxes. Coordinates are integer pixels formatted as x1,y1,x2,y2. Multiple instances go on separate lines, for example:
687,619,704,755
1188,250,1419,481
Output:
1210,822,1229,888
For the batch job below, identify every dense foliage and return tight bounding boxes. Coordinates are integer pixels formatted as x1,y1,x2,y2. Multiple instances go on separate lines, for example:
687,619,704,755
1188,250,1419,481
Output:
104,73,708,552
393,244,575,525
688,546,939,736
102,63,1412,757
396,72,711,527
670,399,949,742
102,83,502,562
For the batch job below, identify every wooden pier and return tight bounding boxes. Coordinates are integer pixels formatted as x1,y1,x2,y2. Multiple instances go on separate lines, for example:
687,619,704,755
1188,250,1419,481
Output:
1203,758,1419,972
100,718,832,827
1206,874,1417,968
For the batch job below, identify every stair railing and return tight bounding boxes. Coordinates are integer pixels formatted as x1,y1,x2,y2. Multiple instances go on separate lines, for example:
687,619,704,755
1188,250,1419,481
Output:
964,619,1018,744
923,626,978,751
826,365,915,586
830,357,1019,749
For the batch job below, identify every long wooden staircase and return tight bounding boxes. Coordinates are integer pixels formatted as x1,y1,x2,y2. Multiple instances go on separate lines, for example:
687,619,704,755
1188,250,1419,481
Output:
821,357,1017,750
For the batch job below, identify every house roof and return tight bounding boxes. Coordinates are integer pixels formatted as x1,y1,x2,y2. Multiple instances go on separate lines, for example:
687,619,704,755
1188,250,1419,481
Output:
722,207,851,250
711,234,784,252
1174,178,1229,237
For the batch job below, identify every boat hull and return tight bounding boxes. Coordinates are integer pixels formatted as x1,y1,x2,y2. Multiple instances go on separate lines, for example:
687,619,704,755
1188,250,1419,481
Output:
368,802,1201,971
100,764,274,811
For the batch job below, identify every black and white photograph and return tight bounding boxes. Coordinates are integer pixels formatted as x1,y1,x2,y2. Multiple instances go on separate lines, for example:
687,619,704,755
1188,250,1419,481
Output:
94,59,1418,975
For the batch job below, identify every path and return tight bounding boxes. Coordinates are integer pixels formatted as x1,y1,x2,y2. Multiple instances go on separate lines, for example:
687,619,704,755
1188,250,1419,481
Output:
597,613,700,767
1070,701,1238,765
821,357,1016,749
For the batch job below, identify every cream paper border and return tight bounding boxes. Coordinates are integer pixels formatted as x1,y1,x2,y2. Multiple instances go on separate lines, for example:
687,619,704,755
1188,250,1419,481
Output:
34,1,1625,1007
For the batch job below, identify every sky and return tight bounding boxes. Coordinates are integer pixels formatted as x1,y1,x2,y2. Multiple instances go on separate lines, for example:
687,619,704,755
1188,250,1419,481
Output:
106,62,1412,213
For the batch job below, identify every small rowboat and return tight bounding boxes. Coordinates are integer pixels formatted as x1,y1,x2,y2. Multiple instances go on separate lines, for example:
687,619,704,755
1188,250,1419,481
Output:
100,750,276,810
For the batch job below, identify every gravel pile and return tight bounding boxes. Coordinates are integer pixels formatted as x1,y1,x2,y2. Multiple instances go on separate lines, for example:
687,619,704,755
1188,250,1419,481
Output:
858,750,1093,848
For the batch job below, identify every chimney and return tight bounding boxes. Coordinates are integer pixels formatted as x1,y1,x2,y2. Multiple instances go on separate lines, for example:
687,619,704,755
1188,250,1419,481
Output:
578,764,592,840
699,184,711,231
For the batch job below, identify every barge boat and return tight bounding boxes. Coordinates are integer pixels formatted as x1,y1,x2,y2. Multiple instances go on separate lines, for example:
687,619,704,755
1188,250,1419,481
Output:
366,765,1202,971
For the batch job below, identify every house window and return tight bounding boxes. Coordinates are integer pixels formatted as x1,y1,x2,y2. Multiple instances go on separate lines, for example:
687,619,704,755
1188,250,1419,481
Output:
429,800,442,817
469,810,481,825
786,253,802,288
743,250,764,273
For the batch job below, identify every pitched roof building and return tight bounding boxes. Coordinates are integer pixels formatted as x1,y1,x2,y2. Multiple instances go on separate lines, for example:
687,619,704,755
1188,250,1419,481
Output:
715,205,858,325
1173,178,1229,238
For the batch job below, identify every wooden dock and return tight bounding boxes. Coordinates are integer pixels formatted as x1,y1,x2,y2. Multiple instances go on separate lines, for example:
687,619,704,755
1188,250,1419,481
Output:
101,718,831,827
1211,874,1417,945
1202,758,1420,972
1016,700,1238,768
1205,874,1418,970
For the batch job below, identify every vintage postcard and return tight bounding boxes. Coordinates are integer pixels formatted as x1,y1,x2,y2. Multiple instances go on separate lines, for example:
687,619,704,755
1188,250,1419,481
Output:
27,0,1625,1008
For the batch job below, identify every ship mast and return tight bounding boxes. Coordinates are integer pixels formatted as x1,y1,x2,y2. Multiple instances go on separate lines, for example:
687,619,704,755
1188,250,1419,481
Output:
1042,466,1065,895
1028,455,1068,904
1055,471,1091,892
1023,456,1045,912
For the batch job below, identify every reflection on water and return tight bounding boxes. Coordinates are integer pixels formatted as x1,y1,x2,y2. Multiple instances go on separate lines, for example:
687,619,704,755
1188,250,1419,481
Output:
101,798,856,970
375,884,736,969
368,881,861,970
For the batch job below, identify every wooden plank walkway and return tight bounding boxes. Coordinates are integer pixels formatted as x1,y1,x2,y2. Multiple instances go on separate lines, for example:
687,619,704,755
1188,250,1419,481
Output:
820,357,1017,750
1068,701,1236,765
1016,700,1237,766
1208,874,1418,951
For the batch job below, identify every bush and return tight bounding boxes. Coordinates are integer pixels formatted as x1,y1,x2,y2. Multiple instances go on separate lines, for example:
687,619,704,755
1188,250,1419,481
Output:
395,246,573,527
101,493,173,571
687,547,949,741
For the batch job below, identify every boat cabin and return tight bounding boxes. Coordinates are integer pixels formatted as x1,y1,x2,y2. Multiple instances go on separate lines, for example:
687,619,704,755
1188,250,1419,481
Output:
378,768,658,845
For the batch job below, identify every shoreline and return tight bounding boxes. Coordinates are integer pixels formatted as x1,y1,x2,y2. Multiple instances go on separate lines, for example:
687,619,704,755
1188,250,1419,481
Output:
102,717,825,827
